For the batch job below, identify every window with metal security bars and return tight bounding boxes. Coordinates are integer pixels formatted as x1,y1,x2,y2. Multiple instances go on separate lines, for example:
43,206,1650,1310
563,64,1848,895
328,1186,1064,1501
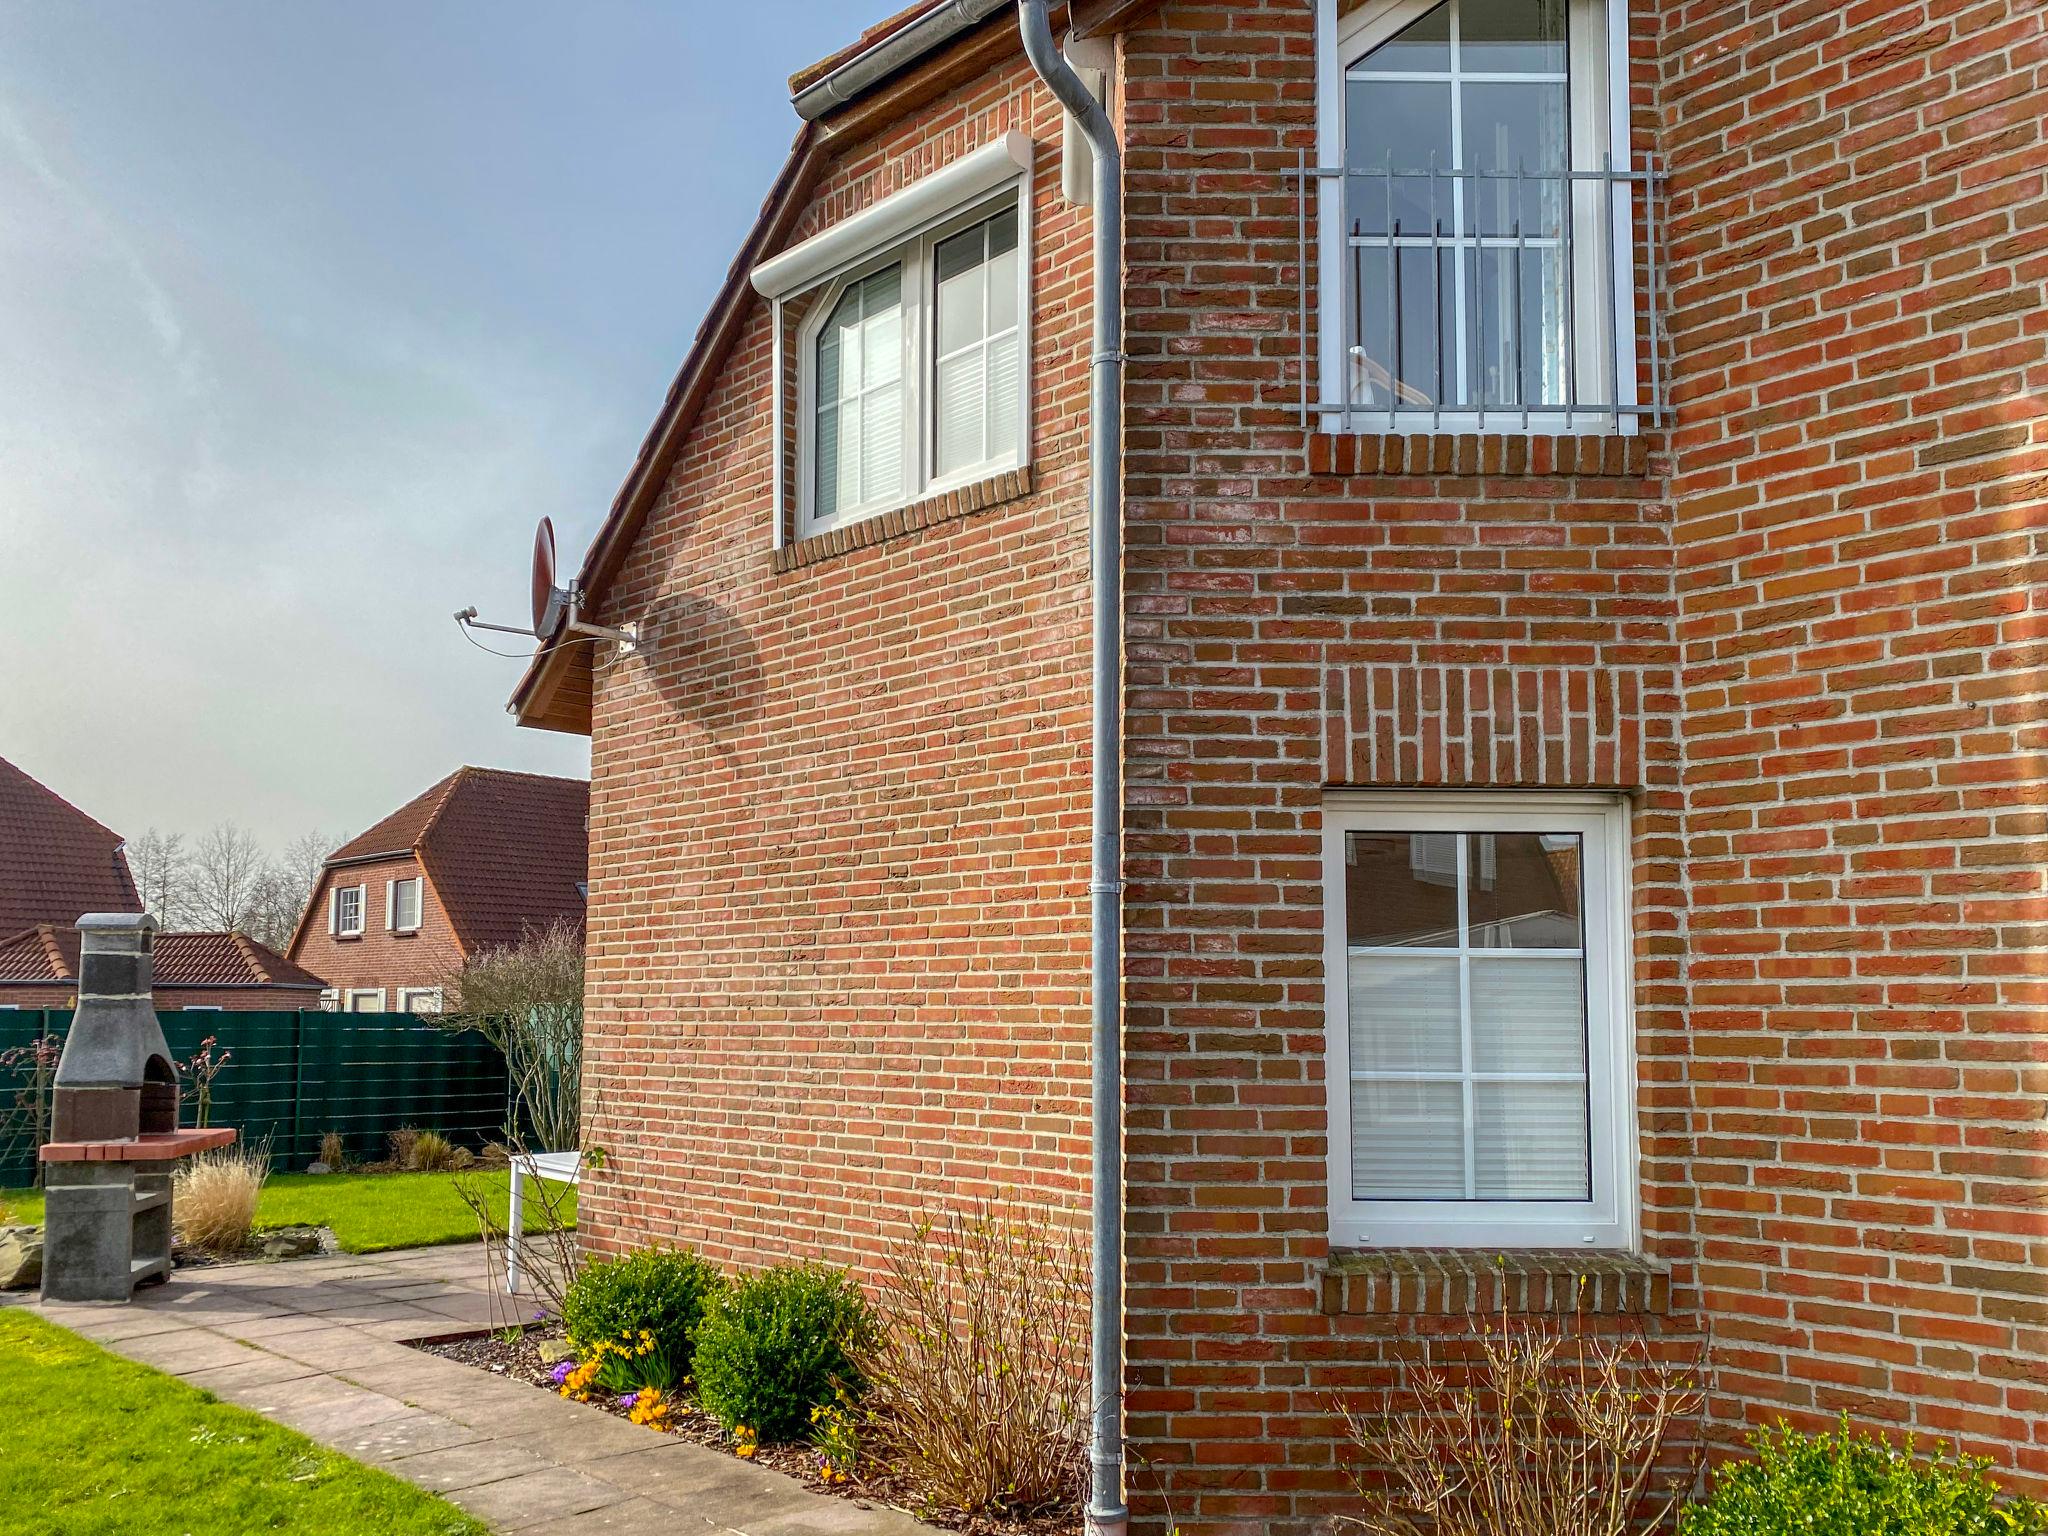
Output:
1306,0,1665,432
1322,794,1636,1249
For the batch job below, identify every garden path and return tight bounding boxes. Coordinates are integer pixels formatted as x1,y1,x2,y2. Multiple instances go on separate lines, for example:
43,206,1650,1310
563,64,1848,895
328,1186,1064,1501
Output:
15,1243,940,1535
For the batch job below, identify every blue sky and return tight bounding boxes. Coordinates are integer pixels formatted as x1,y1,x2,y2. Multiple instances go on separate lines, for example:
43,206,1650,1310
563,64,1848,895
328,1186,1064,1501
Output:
0,0,854,851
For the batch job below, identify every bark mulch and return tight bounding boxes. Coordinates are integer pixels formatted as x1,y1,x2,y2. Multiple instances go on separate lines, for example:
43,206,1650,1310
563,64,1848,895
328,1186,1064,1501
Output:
415,1326,1081,1536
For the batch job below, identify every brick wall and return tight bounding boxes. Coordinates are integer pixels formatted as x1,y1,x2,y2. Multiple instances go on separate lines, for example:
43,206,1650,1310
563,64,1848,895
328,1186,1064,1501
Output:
1117,4,1692,1529
0,985,324,1011
291,856,462,1006
575,61,1101,1273
1659,0,2048,1489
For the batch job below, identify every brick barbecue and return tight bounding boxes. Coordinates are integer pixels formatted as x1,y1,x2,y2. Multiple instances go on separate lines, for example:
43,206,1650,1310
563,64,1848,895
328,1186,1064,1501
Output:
40,913,234,1302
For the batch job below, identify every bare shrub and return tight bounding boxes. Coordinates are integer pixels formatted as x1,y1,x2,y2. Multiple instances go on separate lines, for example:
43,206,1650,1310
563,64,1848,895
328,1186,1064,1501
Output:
857,1199,1089,1520
1342,1292,1702,1536
389,1126,420,1167
454,1132,582,1323
174,1144,269,1257
316,1130,346,1170
440,921,583,1153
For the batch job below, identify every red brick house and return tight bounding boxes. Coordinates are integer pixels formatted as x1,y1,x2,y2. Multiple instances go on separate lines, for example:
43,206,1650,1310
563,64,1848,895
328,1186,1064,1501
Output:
288,767,588,1014
510,2,2048,1530
0,926,327,1012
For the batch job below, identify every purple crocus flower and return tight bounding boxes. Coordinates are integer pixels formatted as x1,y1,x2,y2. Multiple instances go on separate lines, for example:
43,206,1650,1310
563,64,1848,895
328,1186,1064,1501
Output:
616,1392,639,1411
549,1359,575,1386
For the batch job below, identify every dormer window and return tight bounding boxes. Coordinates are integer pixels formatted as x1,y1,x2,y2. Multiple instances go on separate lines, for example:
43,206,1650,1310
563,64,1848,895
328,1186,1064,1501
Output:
753,133,1035,546
331,884,366,939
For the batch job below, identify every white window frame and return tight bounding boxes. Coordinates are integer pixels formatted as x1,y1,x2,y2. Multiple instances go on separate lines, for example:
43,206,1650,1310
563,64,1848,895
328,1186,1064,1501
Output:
387,876,423,935
1315,0,1635,435
792,191,1032,539
397,987,443,1015
332,884,366,940
319,988,340,1012
346,988,384,1014
1322,791,1638,1250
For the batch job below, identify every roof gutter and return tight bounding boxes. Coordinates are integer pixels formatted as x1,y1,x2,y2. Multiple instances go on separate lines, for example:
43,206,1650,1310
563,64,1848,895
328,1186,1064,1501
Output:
1017,5,1126,1534
792,0,1013,121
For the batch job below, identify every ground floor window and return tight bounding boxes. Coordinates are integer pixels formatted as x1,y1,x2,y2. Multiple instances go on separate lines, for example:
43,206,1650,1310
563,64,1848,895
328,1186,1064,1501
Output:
1322,791,1636,1249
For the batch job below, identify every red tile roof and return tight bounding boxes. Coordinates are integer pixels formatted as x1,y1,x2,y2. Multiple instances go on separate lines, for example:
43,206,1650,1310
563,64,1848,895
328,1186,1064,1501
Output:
322,767,588,956
0,755,141,935
0,926,327,991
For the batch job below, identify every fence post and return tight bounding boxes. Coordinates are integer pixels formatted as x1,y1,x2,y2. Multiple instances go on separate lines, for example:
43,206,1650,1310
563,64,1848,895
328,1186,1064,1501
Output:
289,1010,307,1169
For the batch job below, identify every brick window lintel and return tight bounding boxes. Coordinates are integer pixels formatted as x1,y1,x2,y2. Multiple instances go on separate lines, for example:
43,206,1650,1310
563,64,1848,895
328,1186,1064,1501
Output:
1309,432,1654,479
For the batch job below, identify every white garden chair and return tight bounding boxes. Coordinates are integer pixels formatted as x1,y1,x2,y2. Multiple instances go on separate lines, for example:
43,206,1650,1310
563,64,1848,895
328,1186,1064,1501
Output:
505,1149,581,1295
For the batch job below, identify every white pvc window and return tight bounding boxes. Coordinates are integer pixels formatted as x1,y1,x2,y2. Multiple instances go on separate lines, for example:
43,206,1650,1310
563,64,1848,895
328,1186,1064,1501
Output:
332,885,366,939
1323,793,1635,1249
398,987,443,1015
388,877,423,934
799,198,1029,538
346,988,384,1014
1320,0,1632,431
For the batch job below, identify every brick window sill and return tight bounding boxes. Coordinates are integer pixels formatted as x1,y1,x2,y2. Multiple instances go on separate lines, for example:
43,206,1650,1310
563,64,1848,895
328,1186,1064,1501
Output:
771,466,1034,574
1309,432,1652,479
1320,1250,1670,1317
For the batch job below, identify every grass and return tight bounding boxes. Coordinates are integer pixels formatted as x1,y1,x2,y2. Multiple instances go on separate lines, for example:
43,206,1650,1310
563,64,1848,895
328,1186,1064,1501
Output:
1,1170,576,1256
0,1308,488,1536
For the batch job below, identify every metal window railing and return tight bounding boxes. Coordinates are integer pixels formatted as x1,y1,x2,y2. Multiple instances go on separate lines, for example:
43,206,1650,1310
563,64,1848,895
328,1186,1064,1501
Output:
1292,154,1669,434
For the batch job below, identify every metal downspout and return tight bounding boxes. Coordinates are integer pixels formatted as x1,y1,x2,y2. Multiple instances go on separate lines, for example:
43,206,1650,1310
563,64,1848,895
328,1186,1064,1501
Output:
1016,5,1126,1534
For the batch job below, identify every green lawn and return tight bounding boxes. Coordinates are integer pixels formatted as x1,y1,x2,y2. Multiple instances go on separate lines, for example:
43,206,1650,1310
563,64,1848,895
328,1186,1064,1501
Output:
0,1309,487,1536
1,1170,575,1255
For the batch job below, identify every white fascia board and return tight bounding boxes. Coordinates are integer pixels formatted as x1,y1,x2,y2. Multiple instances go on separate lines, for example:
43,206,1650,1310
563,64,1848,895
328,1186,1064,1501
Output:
750,131,1035,300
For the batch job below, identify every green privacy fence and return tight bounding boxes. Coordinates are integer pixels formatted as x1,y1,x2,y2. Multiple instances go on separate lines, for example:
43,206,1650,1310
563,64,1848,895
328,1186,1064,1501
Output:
0,1010,511,1188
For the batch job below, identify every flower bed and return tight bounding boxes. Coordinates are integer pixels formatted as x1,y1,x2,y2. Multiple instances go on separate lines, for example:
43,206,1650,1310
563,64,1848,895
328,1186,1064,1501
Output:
415,1324,1079,1536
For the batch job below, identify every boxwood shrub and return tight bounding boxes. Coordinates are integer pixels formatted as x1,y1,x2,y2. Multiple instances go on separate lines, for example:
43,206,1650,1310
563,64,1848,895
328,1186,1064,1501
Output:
1682,1421,2047,1536
562,1247,725,1384
692,1262,877,1441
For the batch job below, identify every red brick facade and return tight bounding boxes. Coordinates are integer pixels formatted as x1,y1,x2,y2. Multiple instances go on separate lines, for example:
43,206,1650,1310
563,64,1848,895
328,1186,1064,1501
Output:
293,855,462,1010
536,1,2045,1530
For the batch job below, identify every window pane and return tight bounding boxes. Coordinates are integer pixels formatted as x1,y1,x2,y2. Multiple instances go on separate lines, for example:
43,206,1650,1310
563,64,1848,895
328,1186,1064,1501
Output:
936,227,987,356
935,348,984,476
1344,78,1453,237
1462,79,1569,237
1475,1081,1589,1199
1345,832,1461,947
1352,1079,1465,1199
816,402,842,518
1347,242,1459,411
1469,956,1585,1072
1461,0,1568,73
862,284,902,388
1350,954,1462,1073
988,233,1020,334
1350,0,1450,74
985,328,1021,462
1467,833,1582,947
860,379,903,504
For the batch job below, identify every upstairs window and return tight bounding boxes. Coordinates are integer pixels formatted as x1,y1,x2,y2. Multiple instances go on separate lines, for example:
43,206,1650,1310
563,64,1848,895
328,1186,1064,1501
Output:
803,203,1026,536
331,884,366,940
1324,0,1639,430
387,876,423,935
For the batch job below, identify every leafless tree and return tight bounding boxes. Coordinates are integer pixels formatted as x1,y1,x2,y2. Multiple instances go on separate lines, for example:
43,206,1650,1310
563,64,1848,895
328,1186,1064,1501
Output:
183,823,271,933
440,921,584,1152
241,831,333,950
127,828,191,926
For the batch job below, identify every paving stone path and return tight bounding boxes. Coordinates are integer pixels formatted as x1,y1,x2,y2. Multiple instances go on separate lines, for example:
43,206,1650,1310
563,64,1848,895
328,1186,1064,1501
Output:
19,1243,937,1535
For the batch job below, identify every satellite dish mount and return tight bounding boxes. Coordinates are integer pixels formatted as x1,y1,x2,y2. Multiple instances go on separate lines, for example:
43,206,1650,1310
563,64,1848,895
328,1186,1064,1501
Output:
454,515,638,655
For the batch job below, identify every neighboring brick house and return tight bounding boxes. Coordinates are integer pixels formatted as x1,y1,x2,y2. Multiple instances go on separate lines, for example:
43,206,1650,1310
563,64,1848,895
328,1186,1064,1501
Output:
0,753,141,935
0,926,327,1012
288,767,588,1014
510,2,2047,1530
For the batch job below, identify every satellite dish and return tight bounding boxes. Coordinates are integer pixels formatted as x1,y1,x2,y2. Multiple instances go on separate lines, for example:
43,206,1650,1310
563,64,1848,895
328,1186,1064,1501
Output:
531,517,570,640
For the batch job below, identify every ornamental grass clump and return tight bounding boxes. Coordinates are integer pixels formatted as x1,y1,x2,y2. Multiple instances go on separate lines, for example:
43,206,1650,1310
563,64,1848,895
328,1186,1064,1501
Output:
172,1143,269,1257
1681,1420,2048,1536
856,1200,1089,1519
692,1262,877,1442
1342,1288,1702,1536
563,1247,725,1389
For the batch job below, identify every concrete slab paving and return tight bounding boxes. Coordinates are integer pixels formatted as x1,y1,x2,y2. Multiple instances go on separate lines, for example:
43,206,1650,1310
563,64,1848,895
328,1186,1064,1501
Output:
22,1239,946,1535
